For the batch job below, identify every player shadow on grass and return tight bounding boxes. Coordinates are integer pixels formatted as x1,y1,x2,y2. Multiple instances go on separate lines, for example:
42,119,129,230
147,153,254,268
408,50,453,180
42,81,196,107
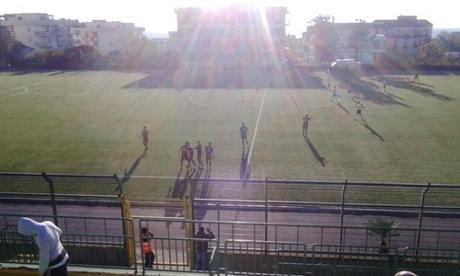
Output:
303,135,327,167
378,76,453,101
115,150,146,192
334,73,409,107
170,165,197,199
240,147,251,181
123,67,326,89
332,101,350,114
164,165,198,219
355,119,385,142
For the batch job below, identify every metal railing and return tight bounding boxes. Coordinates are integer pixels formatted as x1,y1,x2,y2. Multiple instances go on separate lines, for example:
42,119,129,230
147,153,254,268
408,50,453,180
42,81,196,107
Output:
137,216,460,275
2,214,459,275
223,240,308,275
0,214,137,272
0,172,122,226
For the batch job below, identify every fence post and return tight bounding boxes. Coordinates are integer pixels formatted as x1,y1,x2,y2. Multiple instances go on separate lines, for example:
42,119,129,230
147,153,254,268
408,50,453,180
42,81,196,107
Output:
339,180,348,246
115,174,136,271
184,196,195,269
416,182,431,254
264,178,269,255
41,172,58,226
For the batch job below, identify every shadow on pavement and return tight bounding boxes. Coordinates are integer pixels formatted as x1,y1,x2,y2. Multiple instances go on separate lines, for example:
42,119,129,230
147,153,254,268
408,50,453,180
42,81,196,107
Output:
194,168,212,221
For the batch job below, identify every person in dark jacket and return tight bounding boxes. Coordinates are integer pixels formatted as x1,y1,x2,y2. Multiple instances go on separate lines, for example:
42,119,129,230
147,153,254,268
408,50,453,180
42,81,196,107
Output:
194,226,215,271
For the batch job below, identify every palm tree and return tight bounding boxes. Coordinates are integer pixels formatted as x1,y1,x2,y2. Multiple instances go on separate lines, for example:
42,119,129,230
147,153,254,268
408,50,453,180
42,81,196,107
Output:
364,218,400,253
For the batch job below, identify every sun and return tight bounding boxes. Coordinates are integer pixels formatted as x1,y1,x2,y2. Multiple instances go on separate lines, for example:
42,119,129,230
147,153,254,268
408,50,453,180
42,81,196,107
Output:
170,0,284,9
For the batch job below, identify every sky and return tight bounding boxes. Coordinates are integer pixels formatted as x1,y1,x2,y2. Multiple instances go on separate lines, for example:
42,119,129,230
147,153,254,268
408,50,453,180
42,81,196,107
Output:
1,0,459,36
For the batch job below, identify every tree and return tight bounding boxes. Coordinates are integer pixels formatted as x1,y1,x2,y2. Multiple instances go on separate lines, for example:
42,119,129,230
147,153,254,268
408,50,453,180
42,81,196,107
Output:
364,218,399,253
437,31,452,51
309,15,338,65
416,40,446,65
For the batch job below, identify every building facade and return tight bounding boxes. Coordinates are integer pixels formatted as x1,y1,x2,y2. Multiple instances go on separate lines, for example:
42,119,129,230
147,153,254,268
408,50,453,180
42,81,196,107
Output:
70,21,145,56
172,5,287,68
373,16,432,55
0,13,145,56
0,13,72,51
303,22,386,65
303,16,431,65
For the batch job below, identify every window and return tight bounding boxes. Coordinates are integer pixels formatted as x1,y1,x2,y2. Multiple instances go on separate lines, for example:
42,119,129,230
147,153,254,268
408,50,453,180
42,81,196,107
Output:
17,16,23,20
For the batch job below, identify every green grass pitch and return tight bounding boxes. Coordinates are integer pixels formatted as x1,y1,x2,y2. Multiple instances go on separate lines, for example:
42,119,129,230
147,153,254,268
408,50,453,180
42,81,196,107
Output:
0,70,459,200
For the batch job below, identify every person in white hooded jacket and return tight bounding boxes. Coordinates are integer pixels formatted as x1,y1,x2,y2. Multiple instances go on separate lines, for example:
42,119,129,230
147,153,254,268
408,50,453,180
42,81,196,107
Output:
18,217,69,276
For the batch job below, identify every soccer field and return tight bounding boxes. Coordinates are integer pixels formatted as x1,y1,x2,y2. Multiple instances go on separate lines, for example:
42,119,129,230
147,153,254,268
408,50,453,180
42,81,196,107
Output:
0,70,459,199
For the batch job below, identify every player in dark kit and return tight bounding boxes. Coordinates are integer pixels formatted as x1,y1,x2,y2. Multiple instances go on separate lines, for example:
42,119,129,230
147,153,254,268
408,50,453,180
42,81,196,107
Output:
331,86,340,103
141,126,149,151
205,142,214,169
302,114,311,137
187,142,196,168
356,101,365,120
240,123,249,148
179,142,191,168
195,141,203,168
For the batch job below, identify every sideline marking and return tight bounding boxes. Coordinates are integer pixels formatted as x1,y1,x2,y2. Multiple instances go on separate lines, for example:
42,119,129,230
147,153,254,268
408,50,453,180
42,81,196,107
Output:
246,89,267,167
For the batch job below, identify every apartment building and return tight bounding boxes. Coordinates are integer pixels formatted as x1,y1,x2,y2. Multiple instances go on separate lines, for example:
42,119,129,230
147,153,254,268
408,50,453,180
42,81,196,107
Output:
0,13,145,56
0,13,72,51
172,5,287,68
304,16,431,65
374,16,432,55
70,20,145,56
304,21,386,65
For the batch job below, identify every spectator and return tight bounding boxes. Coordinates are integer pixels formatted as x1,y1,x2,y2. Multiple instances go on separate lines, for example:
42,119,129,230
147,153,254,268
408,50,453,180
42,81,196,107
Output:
18,217,69,276
194,226,215,271
141,227,155,268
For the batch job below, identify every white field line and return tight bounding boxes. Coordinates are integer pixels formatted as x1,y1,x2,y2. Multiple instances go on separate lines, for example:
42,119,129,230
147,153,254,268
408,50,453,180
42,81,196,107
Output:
0,79,54,101
0,87,29,100
246,89,267,167
0,79,52,94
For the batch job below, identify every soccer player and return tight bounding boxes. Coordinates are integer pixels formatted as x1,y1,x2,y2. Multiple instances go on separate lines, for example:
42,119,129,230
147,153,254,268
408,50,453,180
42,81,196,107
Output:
356,101,365,120
302,114,311,137
186,141,196,168
195,141,203,168
205,142,214,169
179,142,191,168
240,123,249,148
331,86,340,103
413,73,419,83
141,126,149,151
382,79,387,92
